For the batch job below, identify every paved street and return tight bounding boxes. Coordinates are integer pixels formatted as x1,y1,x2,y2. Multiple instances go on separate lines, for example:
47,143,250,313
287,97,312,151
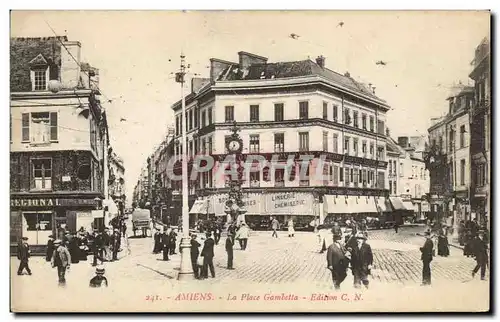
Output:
11,226,489,312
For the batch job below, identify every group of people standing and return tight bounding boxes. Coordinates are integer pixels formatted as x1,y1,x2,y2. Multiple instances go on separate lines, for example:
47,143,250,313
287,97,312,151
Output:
152,226,178,261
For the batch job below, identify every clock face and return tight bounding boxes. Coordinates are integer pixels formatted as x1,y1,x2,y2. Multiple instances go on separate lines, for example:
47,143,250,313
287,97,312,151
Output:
228,140,241,152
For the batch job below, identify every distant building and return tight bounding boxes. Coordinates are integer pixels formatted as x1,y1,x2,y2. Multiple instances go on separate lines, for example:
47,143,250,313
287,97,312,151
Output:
10,36,109,253
108,150,126,212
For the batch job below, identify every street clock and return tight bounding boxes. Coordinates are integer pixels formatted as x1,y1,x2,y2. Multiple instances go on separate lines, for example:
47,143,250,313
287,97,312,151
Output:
226,138,243,154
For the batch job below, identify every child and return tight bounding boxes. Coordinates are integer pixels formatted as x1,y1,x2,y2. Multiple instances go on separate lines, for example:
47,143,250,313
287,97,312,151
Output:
89,266,108,288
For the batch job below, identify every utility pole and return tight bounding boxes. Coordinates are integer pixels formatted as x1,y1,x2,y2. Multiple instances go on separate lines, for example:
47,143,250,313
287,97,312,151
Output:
176,52,194,280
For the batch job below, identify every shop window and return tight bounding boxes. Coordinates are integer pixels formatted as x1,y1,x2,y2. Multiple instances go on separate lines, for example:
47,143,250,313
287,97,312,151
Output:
31,158,52,191
22,212,52,245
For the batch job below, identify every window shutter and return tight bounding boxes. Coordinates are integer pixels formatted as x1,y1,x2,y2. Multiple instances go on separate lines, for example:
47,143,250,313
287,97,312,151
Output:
21,113,30,142
50,112,58,141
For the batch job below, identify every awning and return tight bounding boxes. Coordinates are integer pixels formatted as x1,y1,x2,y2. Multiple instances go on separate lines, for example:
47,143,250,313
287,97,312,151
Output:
349,196,378,214
389,197,407,211
324,195,378,214
324,195,350,214
374,197,393,212
189,199,208,215
402,201,415,212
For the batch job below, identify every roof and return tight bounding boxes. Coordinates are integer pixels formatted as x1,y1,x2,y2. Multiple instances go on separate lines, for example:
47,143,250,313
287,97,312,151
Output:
386,137,405,155
446,84,474,99
216,59,385,102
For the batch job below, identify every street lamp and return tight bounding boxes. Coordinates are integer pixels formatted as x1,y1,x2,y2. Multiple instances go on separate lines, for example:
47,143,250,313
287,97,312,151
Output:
176,53,194,281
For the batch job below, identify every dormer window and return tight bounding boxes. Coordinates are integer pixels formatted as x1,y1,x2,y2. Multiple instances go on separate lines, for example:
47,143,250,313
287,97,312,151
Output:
29,54,49,91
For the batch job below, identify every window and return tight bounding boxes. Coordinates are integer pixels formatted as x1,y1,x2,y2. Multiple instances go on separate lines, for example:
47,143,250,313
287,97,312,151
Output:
299,132,309,151
369,143,374,157
358,169,362,184
393,161,397,175
477,164,486,187
362,141,367,155
31,158,52,190
22,212,52,245
333,105,338,122
189,109,193,130
225,106,234,122
299,101,309,119
274,103,284,121
377,120,385,135
194,108,199,128
90,118,97,151
394,181,397,194
249,135,260,153
274,133,284,152
201,138,206,154
208,107,213,125
353,139,358,156
189,140,193,157
377,171,385,189
377,147,385,161
344,108,351,125
350,168,354,183
333,166,339,185
275,168,285,187
460,125,466,148
323,102,328,119
299,162,310,186
353,111,359,127
362,169,367,184
389,161,393,175
333,134,338,153
207,136,213,154
322,131,328,151
250,171,260,187
389,181,393,194
449,129,455,152
369,116,374,132
201,110,206,127
439,136,443,150
339,166,344,182
344,137,350,153
400,162,404,177
27,112,58,144
460,159,466,185
250,105,260,122
33,68,47,91
362,114,367,130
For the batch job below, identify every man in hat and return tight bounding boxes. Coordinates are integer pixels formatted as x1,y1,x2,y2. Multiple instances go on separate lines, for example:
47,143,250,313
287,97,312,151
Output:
190,233,201,278
326,234,348,290
111,228,121,261
102,228,112,261
51,239,71,286
152,228,162,254
225,231,235,270
201,231,216,279
46,235,55,262
350,233,373,289
161,227,170,261
419,231,434,286
235,222,250,251
17,237,32,276
89,265,108,288
169,228,178,255
471,230,488,280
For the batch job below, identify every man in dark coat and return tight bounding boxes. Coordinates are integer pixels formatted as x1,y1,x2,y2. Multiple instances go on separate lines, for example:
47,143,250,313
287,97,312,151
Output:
350,233,373,289
169,229,178,255
17,237,32,275
225,232,235,270
161,228,170,261
326,235,348,290
111,229,121,261
471,231,488,280
190,233,201,278
201,232,216,279
46,235,55,262
420,231,434,286
214,221,222,245
153,229,162,254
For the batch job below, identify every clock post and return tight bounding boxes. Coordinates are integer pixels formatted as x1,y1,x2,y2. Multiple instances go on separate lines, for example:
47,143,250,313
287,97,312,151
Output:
225,121,246,225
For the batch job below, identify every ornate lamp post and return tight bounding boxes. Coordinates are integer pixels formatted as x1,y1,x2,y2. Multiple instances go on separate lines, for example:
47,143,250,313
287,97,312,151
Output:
224,121,246,224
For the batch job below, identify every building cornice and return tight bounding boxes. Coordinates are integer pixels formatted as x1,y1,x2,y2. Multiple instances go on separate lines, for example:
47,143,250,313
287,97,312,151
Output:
11,89,93,100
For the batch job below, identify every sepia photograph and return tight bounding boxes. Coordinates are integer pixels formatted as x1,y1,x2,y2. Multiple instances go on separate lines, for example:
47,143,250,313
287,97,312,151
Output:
9,10,491,313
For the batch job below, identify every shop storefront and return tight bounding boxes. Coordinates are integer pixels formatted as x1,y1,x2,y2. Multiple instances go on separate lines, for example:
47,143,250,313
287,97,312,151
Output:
10,195,99,255
323,195,379,224
263,192,316,230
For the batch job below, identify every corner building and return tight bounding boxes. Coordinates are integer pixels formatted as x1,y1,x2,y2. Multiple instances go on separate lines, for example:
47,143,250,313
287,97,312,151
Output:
171,52,390,228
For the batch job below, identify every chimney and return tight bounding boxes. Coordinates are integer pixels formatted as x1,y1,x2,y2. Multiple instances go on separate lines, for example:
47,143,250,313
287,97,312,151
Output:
60,41,81,88
344,71,350,78
238,51,268,71
316,55,325,68
398,137,409,148
209,58,236,82
386,128,390,137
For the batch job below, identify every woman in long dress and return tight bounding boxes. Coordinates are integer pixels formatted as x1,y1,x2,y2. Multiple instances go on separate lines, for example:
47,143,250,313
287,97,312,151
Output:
287,218,295,237
437,228,450,257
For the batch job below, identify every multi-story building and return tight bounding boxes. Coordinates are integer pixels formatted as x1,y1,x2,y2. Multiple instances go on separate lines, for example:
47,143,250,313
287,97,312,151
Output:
469,37,491,229
10,36,109,253
170,52,391,227
427,84,474,227
108,150,126,212
132,165,150,208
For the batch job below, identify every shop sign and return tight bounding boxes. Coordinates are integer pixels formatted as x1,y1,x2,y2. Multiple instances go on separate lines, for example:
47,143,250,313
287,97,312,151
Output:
265,192,314,215
209,193,262,215
11,198,97,208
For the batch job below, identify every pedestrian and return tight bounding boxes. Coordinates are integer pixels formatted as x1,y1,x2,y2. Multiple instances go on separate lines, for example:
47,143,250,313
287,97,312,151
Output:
153,229,162,254
350,233,373,289
89,265,108,288
201,232,216,279
287,218,295,237
190,233,201,279
51,239,71,286
235,222,250,250
214,221,222,245
225,231,235,270
46,235,55,262
331,221,342,238
471,231,488,280
161,228,170,261
169,228,178,255
394,221,399,233
458,220,466,246
319,226,327,254
326,234,348,290
271,217,280,238
437,228,450,257
419,231,434,286
17,237,32,276
102,228,112,261
111,229,121,261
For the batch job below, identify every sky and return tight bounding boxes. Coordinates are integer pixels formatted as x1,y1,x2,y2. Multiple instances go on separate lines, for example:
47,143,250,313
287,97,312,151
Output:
10,10,490,202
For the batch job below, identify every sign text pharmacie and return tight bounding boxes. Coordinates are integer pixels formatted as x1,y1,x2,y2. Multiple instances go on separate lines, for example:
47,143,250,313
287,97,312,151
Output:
10,198,97,208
